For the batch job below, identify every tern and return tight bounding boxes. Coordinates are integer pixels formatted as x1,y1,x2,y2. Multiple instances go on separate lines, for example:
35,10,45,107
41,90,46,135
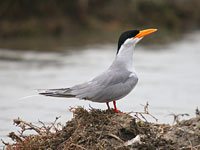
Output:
39,28,157,112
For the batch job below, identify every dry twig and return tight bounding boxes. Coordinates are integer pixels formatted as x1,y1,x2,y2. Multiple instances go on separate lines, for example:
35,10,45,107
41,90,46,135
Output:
169,113,189,124
1,139,9,146
106,133,124,143
6,116,62,146
195,107,200,117
13,118,42,135
130,102,158,122
8,132,23,142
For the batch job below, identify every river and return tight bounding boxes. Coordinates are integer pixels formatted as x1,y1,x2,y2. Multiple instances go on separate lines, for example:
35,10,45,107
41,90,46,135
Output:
0,32,200,145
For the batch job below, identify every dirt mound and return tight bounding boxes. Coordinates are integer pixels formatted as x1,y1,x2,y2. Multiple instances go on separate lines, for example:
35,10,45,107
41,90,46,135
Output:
5,107,200,150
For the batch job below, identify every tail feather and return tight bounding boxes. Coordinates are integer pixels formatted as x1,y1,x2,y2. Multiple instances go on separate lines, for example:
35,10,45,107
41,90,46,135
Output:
38,88,75,98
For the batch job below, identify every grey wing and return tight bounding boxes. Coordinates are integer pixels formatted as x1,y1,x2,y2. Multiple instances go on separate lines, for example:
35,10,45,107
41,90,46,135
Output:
89,72,138,102
70,69,138,102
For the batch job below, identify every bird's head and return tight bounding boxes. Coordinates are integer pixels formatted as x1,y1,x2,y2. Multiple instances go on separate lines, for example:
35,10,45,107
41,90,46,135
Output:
117,28,157,54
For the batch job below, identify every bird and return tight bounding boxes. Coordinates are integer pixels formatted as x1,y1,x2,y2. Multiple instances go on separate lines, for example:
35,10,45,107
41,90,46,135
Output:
39,28,157,112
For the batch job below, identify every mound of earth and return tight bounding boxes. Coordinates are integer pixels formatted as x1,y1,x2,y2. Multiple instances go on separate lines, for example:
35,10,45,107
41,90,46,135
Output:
5,107,200,150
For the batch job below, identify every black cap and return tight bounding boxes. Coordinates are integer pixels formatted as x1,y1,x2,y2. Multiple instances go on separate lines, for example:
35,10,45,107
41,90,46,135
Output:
117,30,139,54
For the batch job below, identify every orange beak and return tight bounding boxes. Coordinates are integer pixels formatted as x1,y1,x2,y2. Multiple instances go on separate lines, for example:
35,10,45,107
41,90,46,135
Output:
135,28,157,38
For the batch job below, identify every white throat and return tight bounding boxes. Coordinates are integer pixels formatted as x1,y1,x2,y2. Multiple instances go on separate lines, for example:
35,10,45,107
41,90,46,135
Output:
115,44,136,71
111,37,141,71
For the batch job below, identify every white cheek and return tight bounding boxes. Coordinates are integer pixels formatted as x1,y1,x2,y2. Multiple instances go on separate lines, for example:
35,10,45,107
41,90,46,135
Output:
124,38,133,46
117,37,142,56
124,43,132,48
133,37,143,44
123,37,142,47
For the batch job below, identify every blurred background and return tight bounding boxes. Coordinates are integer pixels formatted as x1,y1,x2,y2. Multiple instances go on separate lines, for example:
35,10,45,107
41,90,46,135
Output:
0,0,200,145
0,0,200,49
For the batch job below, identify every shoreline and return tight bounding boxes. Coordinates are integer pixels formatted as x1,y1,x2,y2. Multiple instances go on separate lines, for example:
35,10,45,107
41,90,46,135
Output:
0,29,191,51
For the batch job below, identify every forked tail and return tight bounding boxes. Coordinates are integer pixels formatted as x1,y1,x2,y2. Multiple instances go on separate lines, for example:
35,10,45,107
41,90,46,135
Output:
38,88,75,98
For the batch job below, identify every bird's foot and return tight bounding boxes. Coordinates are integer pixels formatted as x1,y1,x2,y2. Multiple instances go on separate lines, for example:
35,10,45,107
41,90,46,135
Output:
105,101,121,113
113,100,120,113
114,108,120,113
106,102,110,110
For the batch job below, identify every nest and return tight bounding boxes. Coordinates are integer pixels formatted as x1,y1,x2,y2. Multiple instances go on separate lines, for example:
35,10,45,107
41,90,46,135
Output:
4,107,200,150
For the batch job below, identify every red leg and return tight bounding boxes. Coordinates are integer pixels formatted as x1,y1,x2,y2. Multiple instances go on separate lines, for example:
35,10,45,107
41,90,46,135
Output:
106,102,110,110
113,100,119,113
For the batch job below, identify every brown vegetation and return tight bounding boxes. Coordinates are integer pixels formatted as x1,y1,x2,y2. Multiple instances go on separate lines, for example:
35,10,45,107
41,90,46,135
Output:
4,107,200,150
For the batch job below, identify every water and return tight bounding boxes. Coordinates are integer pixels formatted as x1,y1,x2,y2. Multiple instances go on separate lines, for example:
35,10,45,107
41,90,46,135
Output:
0,33,200,145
